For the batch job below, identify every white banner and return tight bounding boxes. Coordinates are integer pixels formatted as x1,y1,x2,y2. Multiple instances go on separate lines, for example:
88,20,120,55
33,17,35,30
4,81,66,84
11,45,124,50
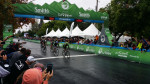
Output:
46,28,48,35
69,22,74,37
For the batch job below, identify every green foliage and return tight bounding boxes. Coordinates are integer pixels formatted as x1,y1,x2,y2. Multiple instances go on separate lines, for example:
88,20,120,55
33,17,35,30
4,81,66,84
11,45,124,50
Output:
107,0,150,40
74,22,91,31
0,0,14,38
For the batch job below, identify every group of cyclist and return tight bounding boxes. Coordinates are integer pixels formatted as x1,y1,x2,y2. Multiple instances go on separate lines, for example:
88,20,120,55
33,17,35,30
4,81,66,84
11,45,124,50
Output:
40,37,69,55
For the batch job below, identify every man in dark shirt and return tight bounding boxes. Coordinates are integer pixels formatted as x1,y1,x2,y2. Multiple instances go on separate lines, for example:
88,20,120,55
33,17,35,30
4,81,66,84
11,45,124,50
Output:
4,56,35,84
19,49,31,61
9,48,26,67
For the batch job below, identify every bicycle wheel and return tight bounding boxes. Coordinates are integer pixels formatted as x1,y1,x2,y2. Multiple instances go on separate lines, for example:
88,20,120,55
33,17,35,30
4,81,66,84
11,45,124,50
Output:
41,45,43,50
42,46,46,53
62,50,65,57
55,48,59,56
50,47,53,53
66,51,70,58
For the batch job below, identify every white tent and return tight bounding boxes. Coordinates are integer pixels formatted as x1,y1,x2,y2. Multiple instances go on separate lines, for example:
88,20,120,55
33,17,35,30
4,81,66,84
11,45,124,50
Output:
118,36,131,42
60,27,70,38
71,26,84,37
112,35,131,42
52,29,61,37
83,24,100,36
44,30,55,37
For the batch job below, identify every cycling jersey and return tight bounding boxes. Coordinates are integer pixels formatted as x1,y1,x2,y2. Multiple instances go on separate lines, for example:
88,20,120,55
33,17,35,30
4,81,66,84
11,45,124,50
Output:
63,43,69,49
51,41,54,46
54,41,59,47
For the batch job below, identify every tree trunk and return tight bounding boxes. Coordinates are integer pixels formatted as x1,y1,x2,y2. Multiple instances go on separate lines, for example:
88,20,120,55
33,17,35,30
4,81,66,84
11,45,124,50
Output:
0,23,3,40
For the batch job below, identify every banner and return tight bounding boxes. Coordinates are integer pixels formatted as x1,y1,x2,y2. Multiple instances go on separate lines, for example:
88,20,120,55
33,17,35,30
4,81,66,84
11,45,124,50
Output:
13,1,109,21
97,28,112,45
3,24,13,49
46,28,48,35
24,39,150,65
69,22,74,37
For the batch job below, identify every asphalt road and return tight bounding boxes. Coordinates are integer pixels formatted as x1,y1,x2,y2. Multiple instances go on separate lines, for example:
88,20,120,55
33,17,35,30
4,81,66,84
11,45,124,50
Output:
15,39,150,84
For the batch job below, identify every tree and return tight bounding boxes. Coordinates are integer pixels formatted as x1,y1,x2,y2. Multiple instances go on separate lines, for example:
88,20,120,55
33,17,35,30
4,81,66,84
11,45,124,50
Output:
109,0,150,41
74,22,91,31
0,0,15,39
31,20,40,32
0,0,35,39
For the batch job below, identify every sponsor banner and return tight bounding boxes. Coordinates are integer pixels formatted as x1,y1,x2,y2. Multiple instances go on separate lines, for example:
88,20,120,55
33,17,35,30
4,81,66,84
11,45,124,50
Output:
105,28,113,45
84,46,95,53
23,40,150,65
69,44,78,50
98,48,112,56
98,28,112,45
139,52,150,64
67,44,150,64
127,50,140,62
14,14,44,19
13,1,109,21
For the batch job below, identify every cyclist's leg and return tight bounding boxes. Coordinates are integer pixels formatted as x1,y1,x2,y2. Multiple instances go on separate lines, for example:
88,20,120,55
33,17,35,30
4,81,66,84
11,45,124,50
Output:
54,46,56,52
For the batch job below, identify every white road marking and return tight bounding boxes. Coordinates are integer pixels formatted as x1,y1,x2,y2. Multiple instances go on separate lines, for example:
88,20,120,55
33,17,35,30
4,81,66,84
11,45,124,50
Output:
34,54,97,61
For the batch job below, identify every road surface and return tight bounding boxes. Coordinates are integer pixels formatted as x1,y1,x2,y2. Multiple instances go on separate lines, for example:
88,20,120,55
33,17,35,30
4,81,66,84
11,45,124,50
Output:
15,39,150,84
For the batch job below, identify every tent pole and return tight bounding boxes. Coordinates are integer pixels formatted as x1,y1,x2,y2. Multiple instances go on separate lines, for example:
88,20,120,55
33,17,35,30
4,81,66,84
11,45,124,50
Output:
102,23,104,29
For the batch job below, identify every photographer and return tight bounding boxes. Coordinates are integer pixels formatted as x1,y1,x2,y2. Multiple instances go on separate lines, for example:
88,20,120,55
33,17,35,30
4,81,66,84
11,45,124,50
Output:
22,63,53,84
0,51,10,77
0,50,10,84
4,56,36,84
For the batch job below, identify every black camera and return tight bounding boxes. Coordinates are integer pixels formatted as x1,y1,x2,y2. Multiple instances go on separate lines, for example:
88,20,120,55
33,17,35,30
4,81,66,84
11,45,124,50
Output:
46,64,53,73
1,51,7,56
0,42,5,44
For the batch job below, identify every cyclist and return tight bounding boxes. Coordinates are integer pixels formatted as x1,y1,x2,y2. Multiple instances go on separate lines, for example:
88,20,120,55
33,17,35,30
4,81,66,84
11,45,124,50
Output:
52,40,59,55
50,41,54,50
41,38,47,49
40,38,43,47
63,42,69,52
53,40,59,49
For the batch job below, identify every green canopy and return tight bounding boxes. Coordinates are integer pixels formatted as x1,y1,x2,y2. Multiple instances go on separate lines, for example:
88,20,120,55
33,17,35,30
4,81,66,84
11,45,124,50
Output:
13,1,112,45
13,1,109,21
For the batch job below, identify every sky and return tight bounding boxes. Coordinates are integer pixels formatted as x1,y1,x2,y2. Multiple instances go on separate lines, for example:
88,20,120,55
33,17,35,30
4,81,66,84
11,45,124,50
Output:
15,0,111,33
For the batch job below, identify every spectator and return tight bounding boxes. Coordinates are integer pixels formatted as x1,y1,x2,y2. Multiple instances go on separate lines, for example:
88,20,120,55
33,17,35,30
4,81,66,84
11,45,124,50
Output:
94,39,97,44
127,39,132,47
19,49,31,61
95,35,99,41
0,51,10,84
137,40,142,50
22,67,53,84
5,56,35,84
143,39,150,51
0,66,10,78
15,63,45,84
141,39,150,52
111,40,118,47
0,51,9,70
124,41,128,48
33,63,45,71
89,39,93,44
9,48,26,67
0,51,10,77
132,44,137,50
79,39,84,45
119,42,124,47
